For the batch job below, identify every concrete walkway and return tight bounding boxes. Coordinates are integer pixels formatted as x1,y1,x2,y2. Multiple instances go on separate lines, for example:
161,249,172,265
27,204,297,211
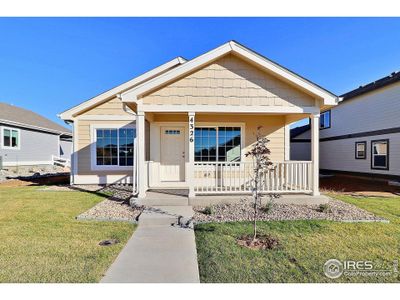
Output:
101,206,200,283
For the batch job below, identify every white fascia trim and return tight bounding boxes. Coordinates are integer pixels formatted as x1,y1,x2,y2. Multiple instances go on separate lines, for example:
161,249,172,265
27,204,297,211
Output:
141,104,319,114
121,42,232,102
0,119,71,136
121,41,339,106
77,115,136,121
58,57,185,120
90,123,136,171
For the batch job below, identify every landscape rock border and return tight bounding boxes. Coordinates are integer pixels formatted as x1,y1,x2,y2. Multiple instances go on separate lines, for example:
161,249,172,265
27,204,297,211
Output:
193,197,388,224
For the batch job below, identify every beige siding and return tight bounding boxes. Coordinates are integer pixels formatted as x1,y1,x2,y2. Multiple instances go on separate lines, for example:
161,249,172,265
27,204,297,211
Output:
142,54,315,108
79,97,134,116
196,114,285,162
76,120,135,175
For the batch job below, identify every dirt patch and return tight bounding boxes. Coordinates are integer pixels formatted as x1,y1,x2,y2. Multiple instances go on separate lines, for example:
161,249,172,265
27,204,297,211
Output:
320,174,400,197
237,234,280,250
0,179,33,187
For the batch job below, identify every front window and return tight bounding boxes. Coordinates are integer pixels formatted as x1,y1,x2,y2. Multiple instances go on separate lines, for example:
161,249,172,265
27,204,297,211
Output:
320,110,331,129
371,140,389,170
96,128,135,166
2,128,19,149
195,126,241,162
355,141,366,159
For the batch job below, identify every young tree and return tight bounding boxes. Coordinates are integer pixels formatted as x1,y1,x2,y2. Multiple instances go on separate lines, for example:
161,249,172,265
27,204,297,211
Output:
245,126,274,242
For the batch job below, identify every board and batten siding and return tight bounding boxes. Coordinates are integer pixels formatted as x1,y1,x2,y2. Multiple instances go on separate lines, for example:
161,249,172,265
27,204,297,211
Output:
142,54,316,108
0,124,59,166
290,81,400,176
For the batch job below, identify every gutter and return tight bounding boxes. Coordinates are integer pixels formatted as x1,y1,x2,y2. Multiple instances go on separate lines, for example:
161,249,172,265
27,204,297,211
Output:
0,119,72,137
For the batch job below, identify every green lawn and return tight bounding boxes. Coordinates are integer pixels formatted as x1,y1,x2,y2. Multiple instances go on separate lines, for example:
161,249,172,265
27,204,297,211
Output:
195,194,400,283
0,185,135,283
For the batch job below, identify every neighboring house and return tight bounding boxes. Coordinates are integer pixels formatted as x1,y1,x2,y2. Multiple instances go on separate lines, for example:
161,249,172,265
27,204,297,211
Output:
59,41,339,199
291,71,400,179
0,102,72,168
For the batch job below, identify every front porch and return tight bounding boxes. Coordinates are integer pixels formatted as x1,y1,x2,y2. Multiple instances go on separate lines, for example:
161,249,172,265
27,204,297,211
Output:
135,188,330,206
131,111,321,202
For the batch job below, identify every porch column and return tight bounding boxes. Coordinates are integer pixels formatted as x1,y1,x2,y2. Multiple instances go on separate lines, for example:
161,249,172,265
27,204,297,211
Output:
188,112,195,198
137,110,147,198
311,112,320,196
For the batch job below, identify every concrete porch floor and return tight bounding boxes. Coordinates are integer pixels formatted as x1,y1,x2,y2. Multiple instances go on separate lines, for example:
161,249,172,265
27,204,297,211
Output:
134,189,329,206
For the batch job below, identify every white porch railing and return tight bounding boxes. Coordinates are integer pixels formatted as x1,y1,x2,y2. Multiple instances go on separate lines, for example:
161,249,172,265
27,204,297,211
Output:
193,161,313,194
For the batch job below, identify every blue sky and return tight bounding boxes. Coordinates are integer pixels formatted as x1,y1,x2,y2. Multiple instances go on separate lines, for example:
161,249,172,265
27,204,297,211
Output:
1,17,400,129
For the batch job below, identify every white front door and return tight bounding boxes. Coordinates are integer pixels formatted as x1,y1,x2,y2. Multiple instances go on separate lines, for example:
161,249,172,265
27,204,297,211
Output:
160,127,185,182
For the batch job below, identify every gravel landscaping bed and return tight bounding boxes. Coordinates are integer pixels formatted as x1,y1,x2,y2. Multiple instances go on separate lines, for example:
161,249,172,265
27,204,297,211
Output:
74,184,143,223
193,197,387,223
77,199,142,223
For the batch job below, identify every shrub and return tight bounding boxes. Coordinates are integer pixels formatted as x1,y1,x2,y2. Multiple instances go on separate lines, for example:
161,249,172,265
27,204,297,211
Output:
203,206,213,215
262,199,275,214
317,203,331,213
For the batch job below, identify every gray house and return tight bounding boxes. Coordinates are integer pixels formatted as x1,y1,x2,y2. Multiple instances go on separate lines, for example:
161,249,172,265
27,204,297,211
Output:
291,71,400,179
0,102,72,168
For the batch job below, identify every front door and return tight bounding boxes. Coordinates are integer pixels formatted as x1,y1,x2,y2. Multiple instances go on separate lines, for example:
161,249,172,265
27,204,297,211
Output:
160,127,185,182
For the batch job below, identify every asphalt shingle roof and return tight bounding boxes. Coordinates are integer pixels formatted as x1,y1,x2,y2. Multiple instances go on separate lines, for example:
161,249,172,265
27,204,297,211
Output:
341,71,400,101
0,102,71,135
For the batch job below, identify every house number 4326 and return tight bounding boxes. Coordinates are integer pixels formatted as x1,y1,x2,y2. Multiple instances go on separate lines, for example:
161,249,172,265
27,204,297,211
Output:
189,116,195,143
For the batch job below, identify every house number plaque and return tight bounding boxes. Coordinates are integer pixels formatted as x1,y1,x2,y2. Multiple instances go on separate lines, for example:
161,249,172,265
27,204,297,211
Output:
189,116,195,143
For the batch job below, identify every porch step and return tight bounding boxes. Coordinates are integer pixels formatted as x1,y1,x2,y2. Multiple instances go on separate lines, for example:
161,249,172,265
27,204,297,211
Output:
137,197,189,206
137,191,189,206
139,206,194,226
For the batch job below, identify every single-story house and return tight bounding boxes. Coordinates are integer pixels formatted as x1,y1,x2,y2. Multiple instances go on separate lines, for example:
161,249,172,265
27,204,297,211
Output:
59,41,339,199
0,102,72,168
291,71,400,179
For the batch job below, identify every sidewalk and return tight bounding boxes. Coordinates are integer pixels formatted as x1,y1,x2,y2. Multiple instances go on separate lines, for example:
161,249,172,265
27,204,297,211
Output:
101,206,200,283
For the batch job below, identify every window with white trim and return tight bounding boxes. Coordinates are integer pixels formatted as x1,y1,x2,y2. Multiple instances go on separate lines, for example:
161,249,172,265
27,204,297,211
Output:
194,127,241,162
371,139,389,170
2,127,20,149
320,110,331,129
95,128,135,166
355,141,366,159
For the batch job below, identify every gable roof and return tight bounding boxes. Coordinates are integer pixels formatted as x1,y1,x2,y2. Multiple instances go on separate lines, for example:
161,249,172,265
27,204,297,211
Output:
0,102,71,135
58,57,186,120
122,40,339,105
341,71,400,101
290,123,311,139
